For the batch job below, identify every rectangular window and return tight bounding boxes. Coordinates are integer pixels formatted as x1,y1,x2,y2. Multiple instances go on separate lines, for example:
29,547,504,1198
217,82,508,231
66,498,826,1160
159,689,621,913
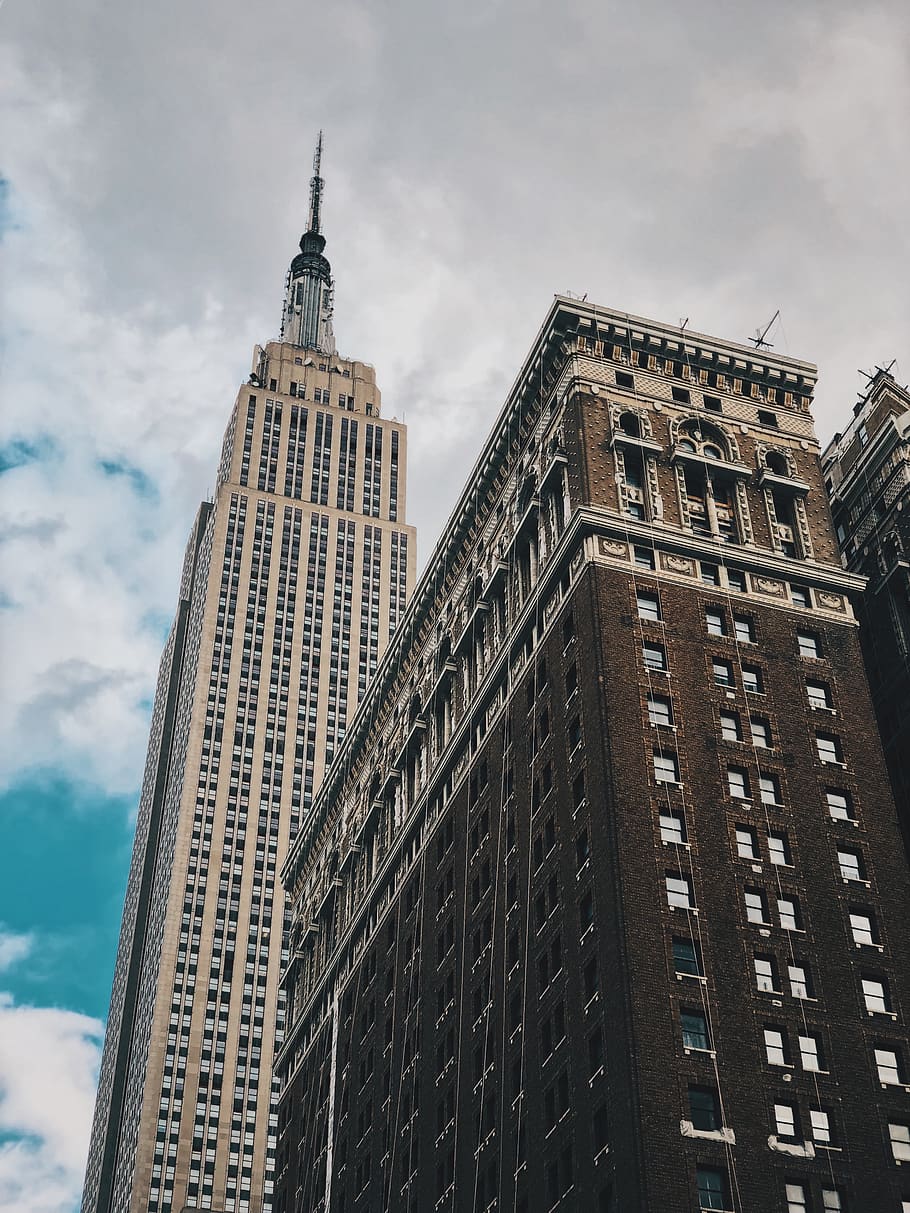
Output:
696,1166,728,1211
788,964,811,999
644,641,667,671
706,609,726,637
755,954,778,992
742,665,763,693
634,545,655,569
720,712,741,742
810,1108,832,1144
817,733,843,764
681,1009,711,1051
666,873,693,909
736,826,758,859
764,1027,788,1066
727,568,746,593
791,585,811,608
734,615,755,644
728,767,750,800
850,910,877,946
654,751,680,784
700,562,720,586
768,831,791,866
778,896,801,931
774,1103,798,1139
807,680,832,709
759,773,782,806
688,1086,720,1132
825,788,854,821
750,716,771,748
863,976,889,1014
876,1047,901,1085
837,849,864,882
745,888,768,924
637,592,661,622
890,1123,910,1162
798,632,820,659
713,659,734,687
673,937,702,977
799,1034,822,1072
660,811,686,845
785,1182,808,1213
648,694,673,727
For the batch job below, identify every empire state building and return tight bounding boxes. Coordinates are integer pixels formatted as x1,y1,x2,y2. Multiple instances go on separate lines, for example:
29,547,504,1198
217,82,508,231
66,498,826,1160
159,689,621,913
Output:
82,137,416,1213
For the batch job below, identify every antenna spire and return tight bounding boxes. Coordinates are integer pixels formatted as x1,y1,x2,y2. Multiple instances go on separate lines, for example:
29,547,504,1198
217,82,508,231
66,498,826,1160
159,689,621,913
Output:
308,131,324,235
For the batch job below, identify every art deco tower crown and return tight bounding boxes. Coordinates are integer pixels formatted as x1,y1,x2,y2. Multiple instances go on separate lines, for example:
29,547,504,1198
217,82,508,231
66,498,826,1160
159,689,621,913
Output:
281,131,335,353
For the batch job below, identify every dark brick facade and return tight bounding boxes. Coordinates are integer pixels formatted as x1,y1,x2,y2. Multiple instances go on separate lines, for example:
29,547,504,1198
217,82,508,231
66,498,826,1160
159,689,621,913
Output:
275,301,910,1213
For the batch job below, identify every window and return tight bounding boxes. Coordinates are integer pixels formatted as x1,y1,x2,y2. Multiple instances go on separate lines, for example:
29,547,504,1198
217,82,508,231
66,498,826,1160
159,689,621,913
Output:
688,1086,720,1132
764,1027,788,1066
850,909,877,947
696,1166,729,1211
774,1103,798,1139
791,585,811,608
706,609,726,637
734,615,755,644
721,712,741,742
837,848,864,882
810,1108,833,1145
654,751,680,784
648,694,673,727
785,1182,808,1213
615,370,634,389
660,811,686,845
713,659,734,687
821,1190,843,1213
673,937,702,977
644,641,667,671
798,632,820,659
681,1009,711,1051
755,954,779,992
863,976,890,1014
778,896,801,931
816,733,843,764
728,767,750,800
727,568,746,593
768,831,791,866
666,873,693,909
736,826,758,859
788,964,811,999
825,788,854,821
701,562,720,586
634,545,655,569
759,773,782,806
637,592,661,622
876,1046,902,1085
745,888,768,924
807,681,832,710
742,665,763,694
799,1033,823,1072
890,1122,910,1162
750,716,771,748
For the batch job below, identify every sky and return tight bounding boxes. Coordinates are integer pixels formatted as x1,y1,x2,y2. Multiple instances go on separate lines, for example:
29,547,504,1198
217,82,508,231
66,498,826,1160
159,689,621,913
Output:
0,1,908,1209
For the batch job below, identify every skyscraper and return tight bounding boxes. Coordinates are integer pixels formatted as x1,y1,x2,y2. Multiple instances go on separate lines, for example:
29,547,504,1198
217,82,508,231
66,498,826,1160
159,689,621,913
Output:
275,298,910,1212
822,369,910,854
82,139,416,1213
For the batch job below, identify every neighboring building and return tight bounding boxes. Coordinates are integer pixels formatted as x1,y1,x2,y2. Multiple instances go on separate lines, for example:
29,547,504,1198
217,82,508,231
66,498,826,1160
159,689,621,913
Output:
82,140,416,1213
275,299,910,1213
822,369,910,855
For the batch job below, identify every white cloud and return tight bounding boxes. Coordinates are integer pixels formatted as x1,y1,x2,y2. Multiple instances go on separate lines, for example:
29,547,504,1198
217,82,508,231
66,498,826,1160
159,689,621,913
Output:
0,930,32,973
0,994,103,1213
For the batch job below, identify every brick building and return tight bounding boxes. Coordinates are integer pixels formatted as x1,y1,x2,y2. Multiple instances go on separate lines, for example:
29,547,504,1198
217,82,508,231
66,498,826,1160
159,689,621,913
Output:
822,369,910,856
275,299,910,1213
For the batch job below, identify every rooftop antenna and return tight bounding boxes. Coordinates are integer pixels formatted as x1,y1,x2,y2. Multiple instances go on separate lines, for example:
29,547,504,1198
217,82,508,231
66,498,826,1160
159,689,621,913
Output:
679,317,689,331
308,130,324,235
750,309,780,350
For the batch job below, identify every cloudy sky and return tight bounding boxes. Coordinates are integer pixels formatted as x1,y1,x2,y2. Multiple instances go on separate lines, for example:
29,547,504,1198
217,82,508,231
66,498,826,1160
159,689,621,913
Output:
1,0,908,1208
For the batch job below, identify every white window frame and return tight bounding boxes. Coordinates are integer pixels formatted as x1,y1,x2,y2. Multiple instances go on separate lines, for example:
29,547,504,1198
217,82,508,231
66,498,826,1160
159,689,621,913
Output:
797,632,819,659
659,812,686,845
788,964,810,999
799,1034,822,1072
825,789,853,820
778,897,799,931
816,733,842,764
807,681,831,709
654,751,680,784
759,773,781,806
637,592,660,622
837,849,863,882
768,832,789,866
863,977,889,1014
648,694,673,727
720,712,741,742
785,1182,808,1213
728,767,749,800
889,1122,910,1162
666,874,693,910
750,717,771,748
755,956,777,992
875,1047,901,1085
764,1028,787,1066
850,911,875,946
810,1108,832,1144
745,890,767,925
775,1104,797,1139
706,609,726,637
736,826,758,859
734,616,755,644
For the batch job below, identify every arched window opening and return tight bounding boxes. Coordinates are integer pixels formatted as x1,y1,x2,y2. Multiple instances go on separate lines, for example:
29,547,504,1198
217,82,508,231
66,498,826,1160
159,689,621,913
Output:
766,450,789,476
772,490,799,556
